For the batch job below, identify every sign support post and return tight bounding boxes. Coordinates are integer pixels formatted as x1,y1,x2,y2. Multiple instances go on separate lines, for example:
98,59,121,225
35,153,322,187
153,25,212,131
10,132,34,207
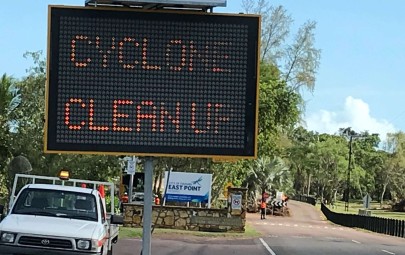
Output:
127,157,137,203
142,157,154,255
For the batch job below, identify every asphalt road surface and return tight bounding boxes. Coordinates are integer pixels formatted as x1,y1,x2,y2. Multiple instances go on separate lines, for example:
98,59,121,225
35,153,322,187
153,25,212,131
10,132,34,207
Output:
115,200,405,255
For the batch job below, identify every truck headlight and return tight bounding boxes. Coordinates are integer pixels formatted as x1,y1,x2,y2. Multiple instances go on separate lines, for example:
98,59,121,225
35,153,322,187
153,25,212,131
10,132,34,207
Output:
1,232,16,243
76,239,91,250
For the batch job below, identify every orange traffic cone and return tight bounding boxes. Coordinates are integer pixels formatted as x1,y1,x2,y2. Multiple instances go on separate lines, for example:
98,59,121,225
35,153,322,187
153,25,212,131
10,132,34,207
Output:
98,185,107,218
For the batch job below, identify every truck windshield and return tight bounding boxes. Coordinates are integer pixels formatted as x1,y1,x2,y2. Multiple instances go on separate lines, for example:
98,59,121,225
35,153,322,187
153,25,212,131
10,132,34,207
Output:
12,188,98,222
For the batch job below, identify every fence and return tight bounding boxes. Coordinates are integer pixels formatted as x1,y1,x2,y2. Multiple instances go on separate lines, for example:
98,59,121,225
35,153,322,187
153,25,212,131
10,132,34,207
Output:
293,195,317,206
321,203,405,238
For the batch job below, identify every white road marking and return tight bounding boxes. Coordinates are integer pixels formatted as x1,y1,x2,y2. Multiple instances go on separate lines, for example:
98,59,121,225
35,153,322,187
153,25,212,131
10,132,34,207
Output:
254,222,346,231
259,238,277,255
351,240,361,244
292,235,312,239
382,250,395,255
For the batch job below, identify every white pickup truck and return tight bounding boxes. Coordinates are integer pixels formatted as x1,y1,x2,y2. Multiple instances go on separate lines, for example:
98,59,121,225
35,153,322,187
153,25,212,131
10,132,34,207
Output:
0,173,123,255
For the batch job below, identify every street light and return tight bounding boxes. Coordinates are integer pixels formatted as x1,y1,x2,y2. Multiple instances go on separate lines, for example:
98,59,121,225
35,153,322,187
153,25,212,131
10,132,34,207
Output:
340,127,364,212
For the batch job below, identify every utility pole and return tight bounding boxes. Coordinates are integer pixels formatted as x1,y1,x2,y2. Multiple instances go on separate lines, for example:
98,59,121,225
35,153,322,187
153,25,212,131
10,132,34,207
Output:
342,127,368,212
345,135,353,212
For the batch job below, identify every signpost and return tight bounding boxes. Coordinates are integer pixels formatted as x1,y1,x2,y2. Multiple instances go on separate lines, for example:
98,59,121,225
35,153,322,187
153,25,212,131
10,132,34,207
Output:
363,193,372,209
126,156,139,203
127,160,136,175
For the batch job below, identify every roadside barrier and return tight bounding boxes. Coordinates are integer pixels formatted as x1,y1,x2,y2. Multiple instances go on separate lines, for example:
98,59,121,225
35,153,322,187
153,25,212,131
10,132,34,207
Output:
321,203,405,238
293,195,317,206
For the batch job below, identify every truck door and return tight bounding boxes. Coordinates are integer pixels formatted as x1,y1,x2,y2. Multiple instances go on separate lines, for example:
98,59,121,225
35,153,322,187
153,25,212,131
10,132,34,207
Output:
99,196,109,255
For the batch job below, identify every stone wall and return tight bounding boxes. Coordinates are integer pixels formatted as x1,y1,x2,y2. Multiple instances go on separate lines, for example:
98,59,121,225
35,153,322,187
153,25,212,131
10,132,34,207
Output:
123,204,245,232
123,187,247,232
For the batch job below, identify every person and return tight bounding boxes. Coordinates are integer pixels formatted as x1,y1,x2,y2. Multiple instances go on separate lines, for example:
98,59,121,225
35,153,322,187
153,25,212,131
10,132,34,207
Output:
260,199,266,219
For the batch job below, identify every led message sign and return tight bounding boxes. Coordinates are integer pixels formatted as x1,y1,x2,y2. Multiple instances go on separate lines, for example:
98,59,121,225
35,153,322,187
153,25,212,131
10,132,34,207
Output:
45,6,260,158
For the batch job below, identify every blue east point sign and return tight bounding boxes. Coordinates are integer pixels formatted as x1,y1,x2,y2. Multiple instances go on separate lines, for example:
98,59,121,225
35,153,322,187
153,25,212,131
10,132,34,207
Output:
164,171,212,204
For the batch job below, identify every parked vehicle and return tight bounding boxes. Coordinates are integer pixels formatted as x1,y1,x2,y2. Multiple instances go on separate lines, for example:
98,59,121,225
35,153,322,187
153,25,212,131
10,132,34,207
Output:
0,171,123,255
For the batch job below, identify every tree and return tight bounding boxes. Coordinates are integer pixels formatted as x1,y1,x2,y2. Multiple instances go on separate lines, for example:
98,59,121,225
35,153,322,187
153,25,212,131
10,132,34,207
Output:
287,127,318,196
312,134,348,203
0,73,21,204
257,62,301,157
1,52,123,197
242,1,321,92
241,0,321,160
350,132,381,199
245,156,290,201
381,132,405,202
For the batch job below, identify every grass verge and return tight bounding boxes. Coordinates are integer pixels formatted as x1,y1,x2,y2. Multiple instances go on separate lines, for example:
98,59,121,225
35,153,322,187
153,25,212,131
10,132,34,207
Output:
119,223,261,239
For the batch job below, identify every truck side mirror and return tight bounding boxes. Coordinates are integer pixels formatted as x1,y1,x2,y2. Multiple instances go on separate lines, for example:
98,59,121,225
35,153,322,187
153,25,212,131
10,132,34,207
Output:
110,214,124,225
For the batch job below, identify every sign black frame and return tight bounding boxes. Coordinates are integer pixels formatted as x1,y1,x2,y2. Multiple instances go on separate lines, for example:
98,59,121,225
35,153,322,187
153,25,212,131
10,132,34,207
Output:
45,6,260,159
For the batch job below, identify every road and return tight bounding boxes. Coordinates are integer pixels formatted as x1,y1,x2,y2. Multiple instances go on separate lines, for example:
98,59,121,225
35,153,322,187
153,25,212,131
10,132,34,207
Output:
115,201,405,255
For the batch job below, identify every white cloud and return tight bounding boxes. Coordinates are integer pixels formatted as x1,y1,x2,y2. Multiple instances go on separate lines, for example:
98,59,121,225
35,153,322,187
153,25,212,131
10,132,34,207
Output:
304,96,397,141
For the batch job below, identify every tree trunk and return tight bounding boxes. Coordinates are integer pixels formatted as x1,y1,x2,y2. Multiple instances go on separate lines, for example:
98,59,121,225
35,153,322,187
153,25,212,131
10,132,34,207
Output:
380,182,388,208
333,189,337,204
307,174,311,196
358,184,363,199
157,171,163,196
261,186,266,201
153,172,159,194
320,185,324,203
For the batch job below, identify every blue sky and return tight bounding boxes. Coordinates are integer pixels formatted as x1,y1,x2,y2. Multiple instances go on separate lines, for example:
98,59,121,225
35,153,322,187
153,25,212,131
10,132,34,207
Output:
1,0,404,140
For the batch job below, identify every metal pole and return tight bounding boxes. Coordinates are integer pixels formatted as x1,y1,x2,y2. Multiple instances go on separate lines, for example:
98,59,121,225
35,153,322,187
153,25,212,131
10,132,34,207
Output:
128,156,137,203
345,136,353,212
142,157,153,255
162,168,172,206
129,174,134,203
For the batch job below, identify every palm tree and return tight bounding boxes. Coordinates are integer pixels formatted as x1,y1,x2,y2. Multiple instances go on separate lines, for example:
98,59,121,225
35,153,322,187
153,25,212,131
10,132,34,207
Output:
0,74,21,131
245,156,289,202
0,74,21,206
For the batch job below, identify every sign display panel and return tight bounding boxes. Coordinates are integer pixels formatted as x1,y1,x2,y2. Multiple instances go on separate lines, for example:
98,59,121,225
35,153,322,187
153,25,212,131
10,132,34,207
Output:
164,171,212,203
45,6,260,158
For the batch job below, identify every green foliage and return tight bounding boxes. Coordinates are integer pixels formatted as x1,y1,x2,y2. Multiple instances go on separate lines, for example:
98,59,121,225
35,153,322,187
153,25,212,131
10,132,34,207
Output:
105,194,121,214
0,73,21,202
0,52,122,206
244,156,290,201
257,62,301,157
287,127,318,195
382,132,405,200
